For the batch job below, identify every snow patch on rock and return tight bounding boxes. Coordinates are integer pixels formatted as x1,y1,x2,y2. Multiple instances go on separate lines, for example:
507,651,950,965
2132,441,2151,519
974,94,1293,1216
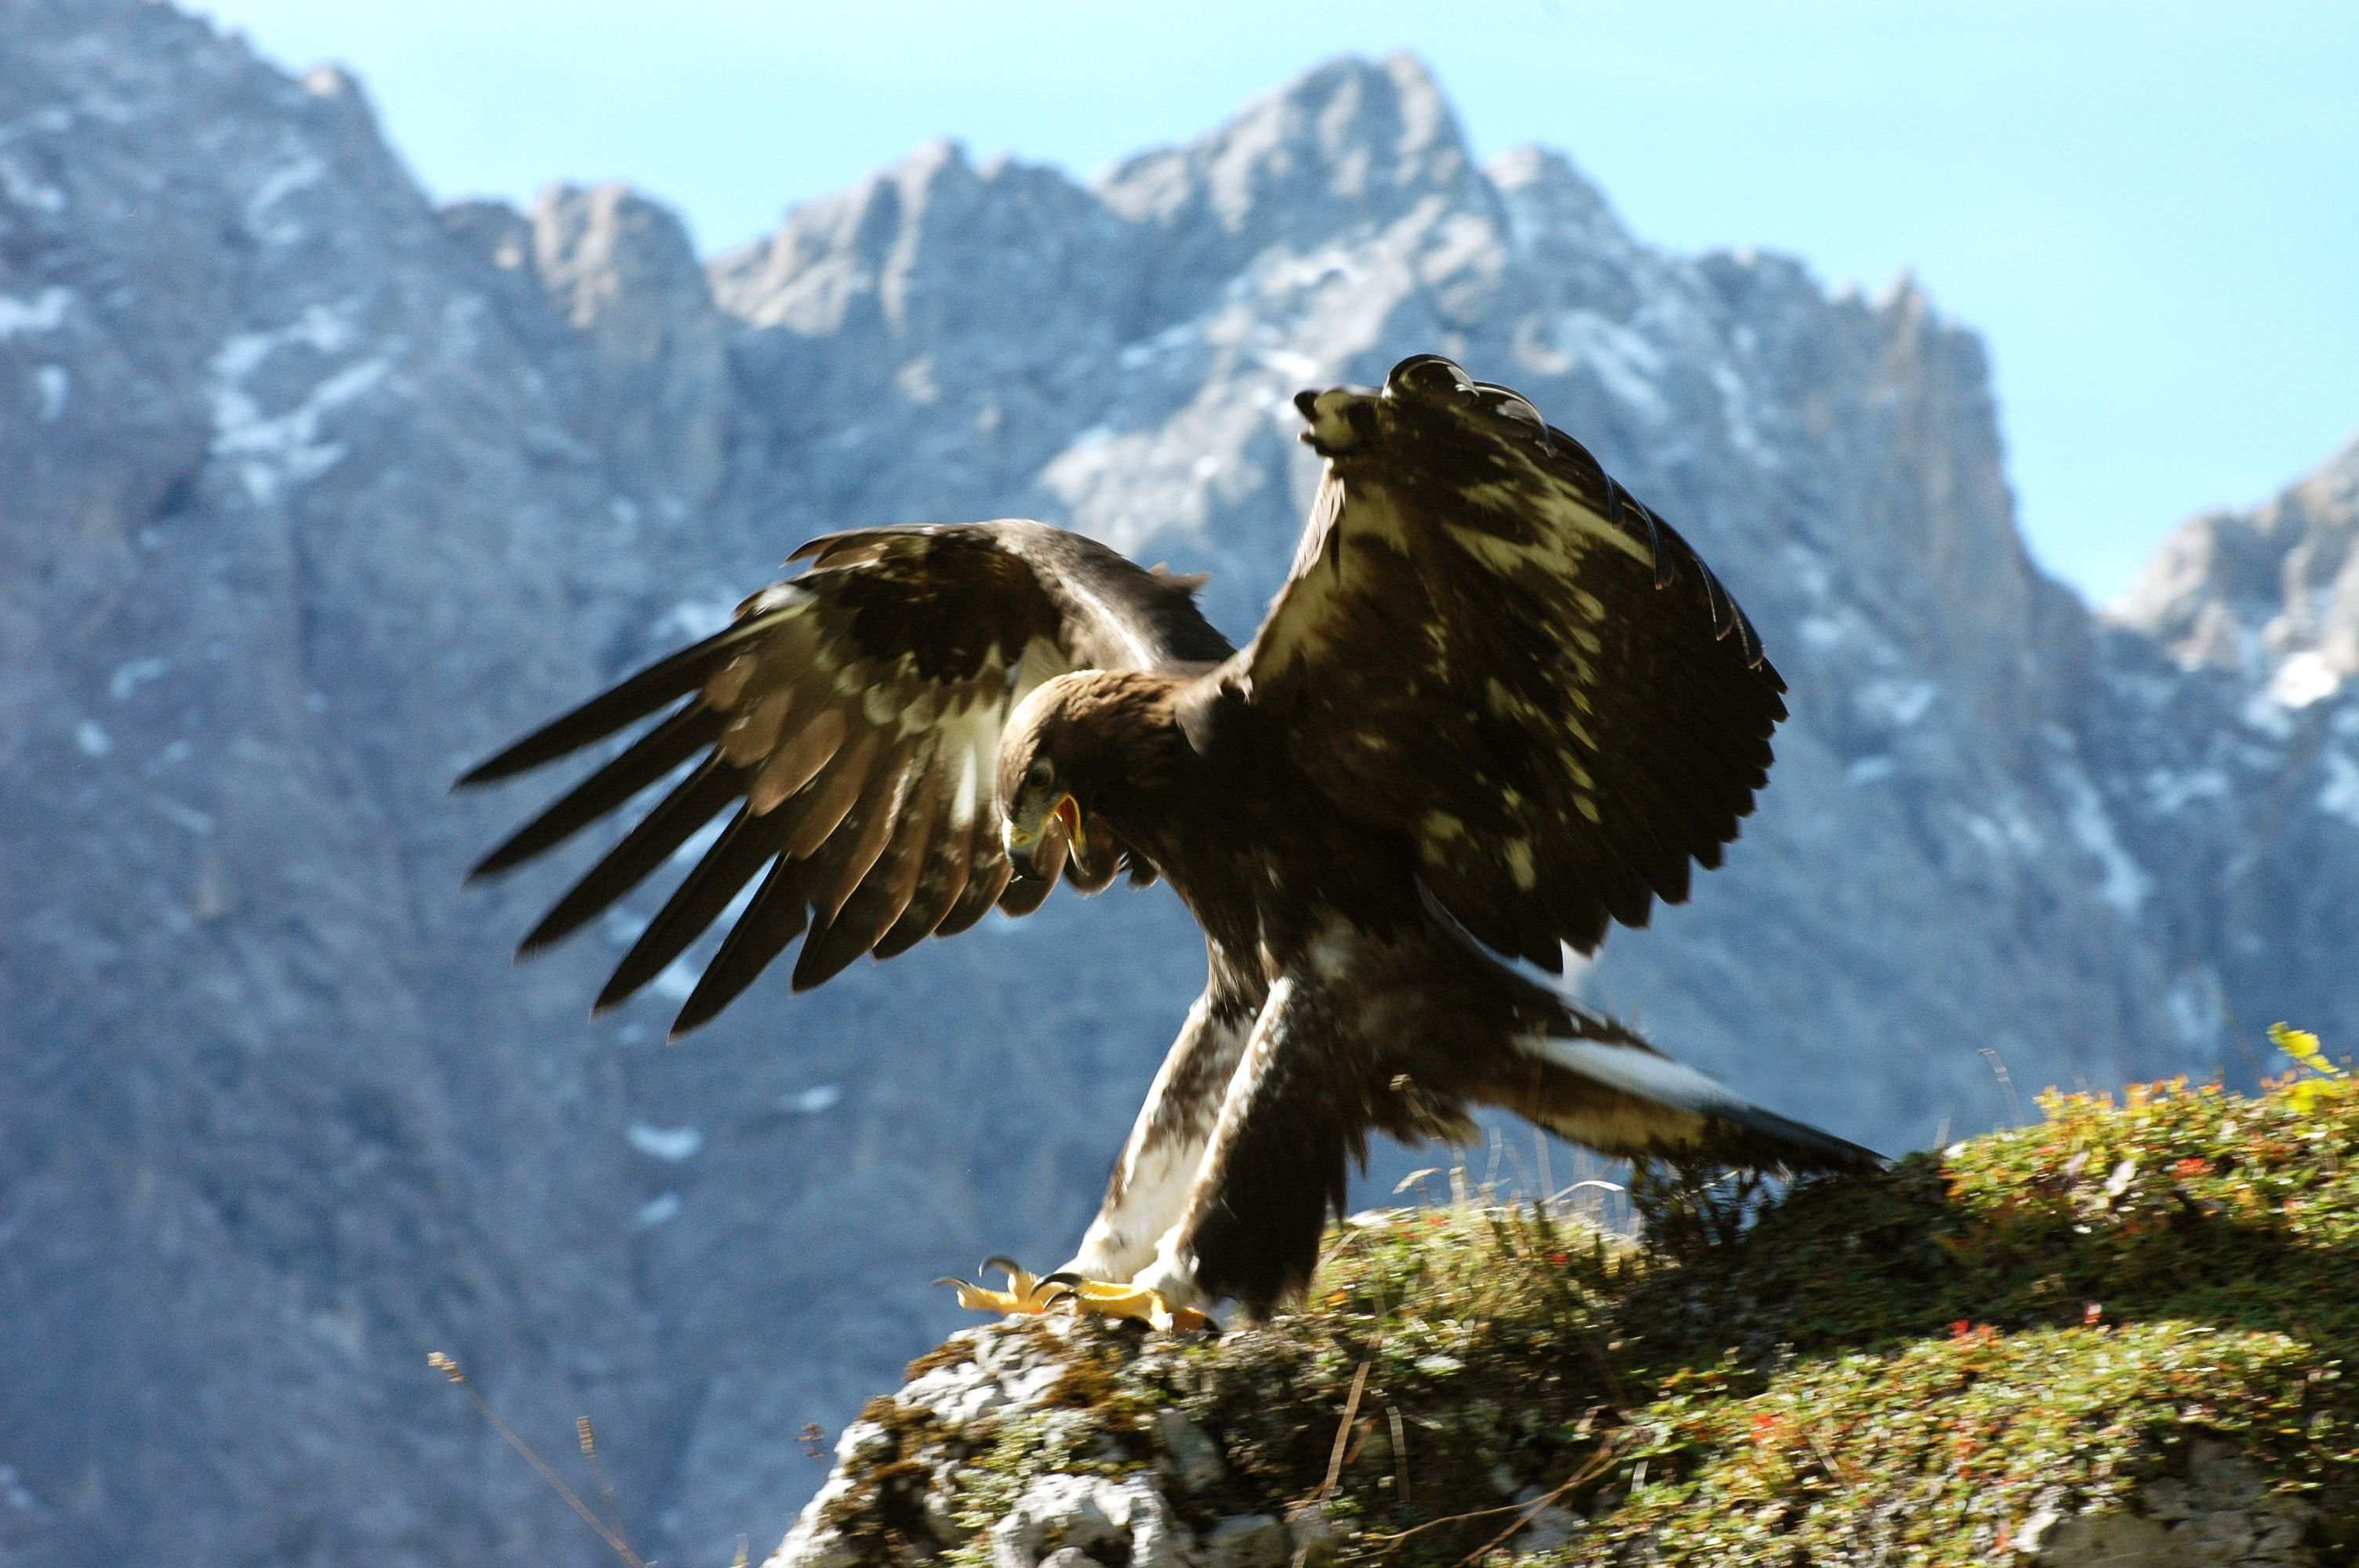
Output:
626,1123,703,1162
2268,648,2343,710
2321,750,2359,829
2056,765,2151,915
0,286,71,338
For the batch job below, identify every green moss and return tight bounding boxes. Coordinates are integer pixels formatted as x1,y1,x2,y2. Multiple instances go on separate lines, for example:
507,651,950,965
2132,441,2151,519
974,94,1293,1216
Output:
810,1393,961,1555
939,1399,1159,1568
873,1066,2359,1566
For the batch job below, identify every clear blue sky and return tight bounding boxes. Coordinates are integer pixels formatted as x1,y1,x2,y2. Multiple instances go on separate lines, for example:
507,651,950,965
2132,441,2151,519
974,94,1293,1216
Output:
193,0,2357,607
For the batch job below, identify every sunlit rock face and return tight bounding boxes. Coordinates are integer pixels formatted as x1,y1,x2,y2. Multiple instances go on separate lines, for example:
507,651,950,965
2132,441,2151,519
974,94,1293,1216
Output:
3,5,2354,1564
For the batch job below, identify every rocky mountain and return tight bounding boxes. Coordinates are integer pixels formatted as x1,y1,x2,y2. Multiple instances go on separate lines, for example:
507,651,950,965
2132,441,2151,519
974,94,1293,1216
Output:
2113,434,2359,695
2,5,2354,1566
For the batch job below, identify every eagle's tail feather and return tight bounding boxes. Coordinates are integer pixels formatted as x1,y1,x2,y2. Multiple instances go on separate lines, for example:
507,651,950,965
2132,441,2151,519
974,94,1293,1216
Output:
1684,1093,1886,1177
1516,1031,1882,1177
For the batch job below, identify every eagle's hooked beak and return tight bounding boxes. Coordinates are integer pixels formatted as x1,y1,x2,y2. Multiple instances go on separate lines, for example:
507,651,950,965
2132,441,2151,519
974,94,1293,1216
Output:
1004,792,1083,878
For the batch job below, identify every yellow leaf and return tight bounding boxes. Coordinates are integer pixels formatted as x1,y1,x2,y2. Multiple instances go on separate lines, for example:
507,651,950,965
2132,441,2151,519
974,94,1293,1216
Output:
2270,1022,2321,1061
2269,1022,2341,1076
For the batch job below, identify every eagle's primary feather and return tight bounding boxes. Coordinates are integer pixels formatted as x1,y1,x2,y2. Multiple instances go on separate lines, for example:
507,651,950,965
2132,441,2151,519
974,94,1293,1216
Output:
461,521,1228,1032
460,357,1877,1320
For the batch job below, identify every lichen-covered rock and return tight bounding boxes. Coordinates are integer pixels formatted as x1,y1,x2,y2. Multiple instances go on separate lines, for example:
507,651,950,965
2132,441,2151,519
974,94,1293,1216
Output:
767,1421,896,1568
758,1315,1297,1568
762,1083,2358,1566
2015,1439,2319,1567
1198,1512,1288,1567
1153,1410,1227,1495
989,1473,1189,1568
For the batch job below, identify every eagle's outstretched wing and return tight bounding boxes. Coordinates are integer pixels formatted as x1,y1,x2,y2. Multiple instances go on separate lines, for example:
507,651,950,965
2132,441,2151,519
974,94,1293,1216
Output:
1241,354,1786,969
459,521,1231,1035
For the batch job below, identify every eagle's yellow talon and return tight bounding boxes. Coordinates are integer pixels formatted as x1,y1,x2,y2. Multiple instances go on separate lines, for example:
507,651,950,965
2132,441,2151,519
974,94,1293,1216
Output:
940,1261,1214,1332
1029,1276,1215,1332
936,1259,1065,1314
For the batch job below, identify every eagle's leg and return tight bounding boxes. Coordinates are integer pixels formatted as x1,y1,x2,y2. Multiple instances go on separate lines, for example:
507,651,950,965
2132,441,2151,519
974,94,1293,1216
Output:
1122,975,1364,1322
940,988,1250,1331
1056,989,1252,1283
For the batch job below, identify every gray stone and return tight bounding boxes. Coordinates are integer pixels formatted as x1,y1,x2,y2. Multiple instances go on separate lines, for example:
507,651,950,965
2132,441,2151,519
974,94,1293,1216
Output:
900,1358,1011,1426
1154,1409,1228,1494
2023,1511,2178,1566
2012,1441,2320,1566
1201,1512,1289,1568
2016,1505,2065,1555
990,1475,1192,1568
1509,1486,1584,1556
762,1512,866,1568
924,1458,975,1546
1285,1501,1345,1566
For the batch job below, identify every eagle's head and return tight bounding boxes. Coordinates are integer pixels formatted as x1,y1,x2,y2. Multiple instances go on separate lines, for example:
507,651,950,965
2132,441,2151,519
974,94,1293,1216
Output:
1293,353,1555,462
998,676,1089,880
999,669,1193,881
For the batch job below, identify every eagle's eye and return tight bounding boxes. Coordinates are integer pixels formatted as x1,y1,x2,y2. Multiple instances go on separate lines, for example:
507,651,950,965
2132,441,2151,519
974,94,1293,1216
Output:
1024,758,1055,791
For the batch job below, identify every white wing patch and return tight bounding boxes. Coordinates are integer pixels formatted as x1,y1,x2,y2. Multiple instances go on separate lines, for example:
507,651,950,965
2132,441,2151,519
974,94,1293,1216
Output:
1010,635,1070,699
943,706,994,829
1518,1033,1730,1152
1303,919,1358,981
1523,1034,1736,1113
736,582,811,618
921,633,1070,833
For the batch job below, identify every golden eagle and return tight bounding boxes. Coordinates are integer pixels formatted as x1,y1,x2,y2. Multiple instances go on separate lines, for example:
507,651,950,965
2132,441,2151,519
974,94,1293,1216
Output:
460,354,1876,1326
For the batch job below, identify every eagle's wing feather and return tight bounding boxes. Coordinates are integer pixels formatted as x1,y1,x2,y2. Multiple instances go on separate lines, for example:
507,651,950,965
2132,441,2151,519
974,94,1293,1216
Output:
1240,357,1787,969
460,521,1228,1035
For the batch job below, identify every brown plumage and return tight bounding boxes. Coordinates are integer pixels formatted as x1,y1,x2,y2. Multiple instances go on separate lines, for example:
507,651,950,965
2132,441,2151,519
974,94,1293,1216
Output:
461,355,1876,1319
460,522,1225,1032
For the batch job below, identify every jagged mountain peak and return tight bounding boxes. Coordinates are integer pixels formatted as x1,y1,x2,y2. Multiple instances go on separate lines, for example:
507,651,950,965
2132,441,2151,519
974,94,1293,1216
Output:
2110,431,2359,701
709,54,1555,356
1097,51,1475,229
1488,141,1630,255
526,183,707,323
708,132,1118,343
